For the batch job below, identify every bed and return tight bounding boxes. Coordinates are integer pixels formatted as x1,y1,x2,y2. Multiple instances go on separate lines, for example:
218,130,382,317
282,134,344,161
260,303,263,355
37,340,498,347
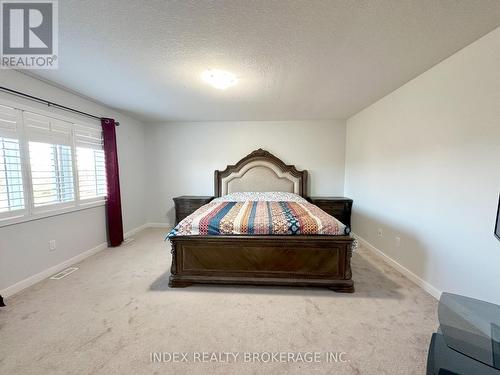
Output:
167,149,355,292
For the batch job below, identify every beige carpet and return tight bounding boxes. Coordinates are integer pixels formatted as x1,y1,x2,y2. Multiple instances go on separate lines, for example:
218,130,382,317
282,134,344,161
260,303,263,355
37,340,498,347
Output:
0,228,437,374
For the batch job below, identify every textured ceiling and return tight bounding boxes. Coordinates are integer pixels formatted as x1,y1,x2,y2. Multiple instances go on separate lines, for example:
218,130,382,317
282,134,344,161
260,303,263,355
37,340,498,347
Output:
28,0,500,122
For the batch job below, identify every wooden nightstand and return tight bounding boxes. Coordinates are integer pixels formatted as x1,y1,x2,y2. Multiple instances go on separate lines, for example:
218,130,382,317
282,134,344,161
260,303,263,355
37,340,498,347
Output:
173,196,214,225
308,197,353,229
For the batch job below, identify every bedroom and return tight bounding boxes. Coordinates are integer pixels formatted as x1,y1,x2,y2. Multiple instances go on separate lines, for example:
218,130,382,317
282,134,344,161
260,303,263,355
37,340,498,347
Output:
1,1,500,374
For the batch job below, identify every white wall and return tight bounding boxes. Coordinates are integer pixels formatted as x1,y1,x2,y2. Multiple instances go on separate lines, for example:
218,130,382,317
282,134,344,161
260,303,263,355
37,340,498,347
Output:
345,27,500,304
145,120,346,225
0,71,147,293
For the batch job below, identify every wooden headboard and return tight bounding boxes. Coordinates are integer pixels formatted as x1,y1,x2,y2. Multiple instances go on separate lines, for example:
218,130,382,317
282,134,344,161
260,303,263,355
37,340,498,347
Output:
214,149,308,197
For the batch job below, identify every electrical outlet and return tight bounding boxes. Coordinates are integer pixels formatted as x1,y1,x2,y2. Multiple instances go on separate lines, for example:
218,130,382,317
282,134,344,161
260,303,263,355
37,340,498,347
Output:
377,228,383,237
49,240,57,251
395,236,401,247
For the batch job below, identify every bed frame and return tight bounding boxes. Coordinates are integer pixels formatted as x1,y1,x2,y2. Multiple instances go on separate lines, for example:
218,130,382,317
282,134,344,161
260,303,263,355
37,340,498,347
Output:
169,149,355,292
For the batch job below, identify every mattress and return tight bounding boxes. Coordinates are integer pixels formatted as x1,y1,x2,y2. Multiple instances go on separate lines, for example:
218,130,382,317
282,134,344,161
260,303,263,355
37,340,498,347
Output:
167,192,348,237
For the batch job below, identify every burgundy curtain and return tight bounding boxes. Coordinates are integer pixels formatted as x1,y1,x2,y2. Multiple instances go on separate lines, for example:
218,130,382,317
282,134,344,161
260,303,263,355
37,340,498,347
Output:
101,118,124,247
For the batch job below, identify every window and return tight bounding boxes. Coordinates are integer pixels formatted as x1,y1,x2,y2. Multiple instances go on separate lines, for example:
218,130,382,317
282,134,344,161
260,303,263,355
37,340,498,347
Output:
24,112,75,210
0,105,24,216
29,142,74,207
0,102,106,225
0,137,24,213
77,147,106,200
75,124,107,200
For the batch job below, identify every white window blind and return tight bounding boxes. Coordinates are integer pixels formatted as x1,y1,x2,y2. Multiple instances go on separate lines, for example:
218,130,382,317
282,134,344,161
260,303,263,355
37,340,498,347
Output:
29,142,74,207
25,112,75,208
0,101,107,225
24,112,72,145
0,105,24,214
75,124,106,200
76,148,106,199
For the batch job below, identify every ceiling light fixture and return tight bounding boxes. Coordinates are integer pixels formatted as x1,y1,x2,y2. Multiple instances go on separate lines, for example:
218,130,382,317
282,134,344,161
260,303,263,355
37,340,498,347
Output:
201,69,238,90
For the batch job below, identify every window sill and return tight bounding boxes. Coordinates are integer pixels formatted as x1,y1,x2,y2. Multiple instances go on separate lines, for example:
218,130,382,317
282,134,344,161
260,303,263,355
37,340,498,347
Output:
0,200,106,228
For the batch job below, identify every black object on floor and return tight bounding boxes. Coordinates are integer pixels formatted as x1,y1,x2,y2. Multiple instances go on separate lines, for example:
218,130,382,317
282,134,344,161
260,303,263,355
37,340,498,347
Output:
0,295,5,307
427,293,500,374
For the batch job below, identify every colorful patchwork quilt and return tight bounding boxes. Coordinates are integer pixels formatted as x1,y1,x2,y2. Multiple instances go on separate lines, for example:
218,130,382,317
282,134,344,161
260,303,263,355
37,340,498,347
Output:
167,200,347,238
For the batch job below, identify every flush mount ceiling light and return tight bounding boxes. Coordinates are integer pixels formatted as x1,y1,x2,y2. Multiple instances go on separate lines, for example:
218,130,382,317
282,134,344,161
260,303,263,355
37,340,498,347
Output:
201,69,238,90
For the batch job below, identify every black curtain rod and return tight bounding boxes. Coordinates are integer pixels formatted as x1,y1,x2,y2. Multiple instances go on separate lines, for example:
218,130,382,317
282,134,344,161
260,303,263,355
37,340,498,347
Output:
0,86,119,126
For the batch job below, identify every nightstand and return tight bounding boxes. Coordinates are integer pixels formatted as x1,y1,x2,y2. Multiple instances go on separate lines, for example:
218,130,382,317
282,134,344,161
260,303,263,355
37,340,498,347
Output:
308,197,353,229
173,196,214,225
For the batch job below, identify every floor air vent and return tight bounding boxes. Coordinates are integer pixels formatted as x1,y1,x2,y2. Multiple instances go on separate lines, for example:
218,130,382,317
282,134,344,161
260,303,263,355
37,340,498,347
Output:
50,267,79,280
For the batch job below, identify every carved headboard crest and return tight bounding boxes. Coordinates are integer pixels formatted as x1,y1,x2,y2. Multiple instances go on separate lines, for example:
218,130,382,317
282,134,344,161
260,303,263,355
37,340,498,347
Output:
214,148,308,197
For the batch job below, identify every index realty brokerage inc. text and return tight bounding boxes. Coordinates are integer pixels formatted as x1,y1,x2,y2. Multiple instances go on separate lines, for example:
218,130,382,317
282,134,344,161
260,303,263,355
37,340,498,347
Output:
150,351,349,363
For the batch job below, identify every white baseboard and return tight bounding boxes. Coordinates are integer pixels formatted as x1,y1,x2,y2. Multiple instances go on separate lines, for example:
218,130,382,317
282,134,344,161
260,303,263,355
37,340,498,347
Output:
147,222,173,228
352,233,441,300
1,222,154,298
124,223,149,238
1,241,108,298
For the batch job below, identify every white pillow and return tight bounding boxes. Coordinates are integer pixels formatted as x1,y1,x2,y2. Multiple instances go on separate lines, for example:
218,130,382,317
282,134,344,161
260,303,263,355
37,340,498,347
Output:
213,191,307,203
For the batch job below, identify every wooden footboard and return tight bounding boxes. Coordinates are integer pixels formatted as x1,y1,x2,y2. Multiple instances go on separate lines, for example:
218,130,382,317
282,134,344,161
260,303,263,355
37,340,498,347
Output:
168,235,355,293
